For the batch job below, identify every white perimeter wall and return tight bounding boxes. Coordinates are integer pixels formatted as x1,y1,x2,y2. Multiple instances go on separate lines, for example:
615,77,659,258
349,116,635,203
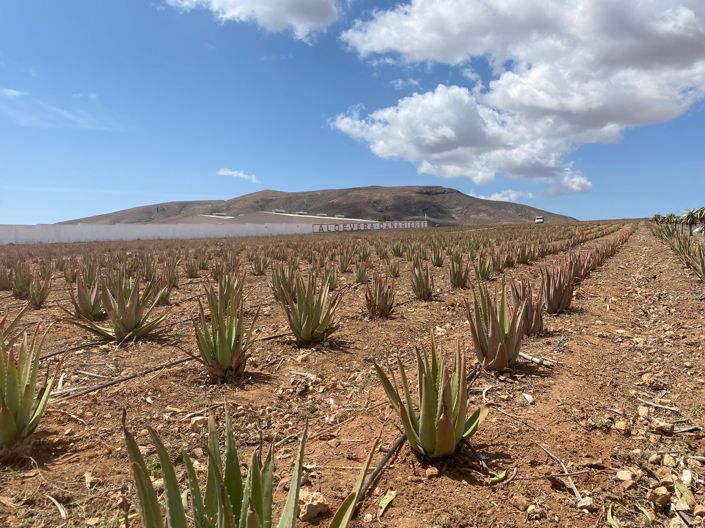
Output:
0,221,428,245
0,223,312,245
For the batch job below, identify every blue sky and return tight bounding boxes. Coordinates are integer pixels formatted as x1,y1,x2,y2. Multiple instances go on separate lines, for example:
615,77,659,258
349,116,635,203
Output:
1,0,704,224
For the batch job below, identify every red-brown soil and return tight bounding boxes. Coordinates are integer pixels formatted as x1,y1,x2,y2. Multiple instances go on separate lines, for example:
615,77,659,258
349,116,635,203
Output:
1,224,703,528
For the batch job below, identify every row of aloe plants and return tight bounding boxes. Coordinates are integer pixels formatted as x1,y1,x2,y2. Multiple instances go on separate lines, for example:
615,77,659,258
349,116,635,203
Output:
651,221,705,282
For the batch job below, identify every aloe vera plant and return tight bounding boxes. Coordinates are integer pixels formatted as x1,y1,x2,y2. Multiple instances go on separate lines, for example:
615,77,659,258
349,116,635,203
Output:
374,339,488,458
124,405,373,528
0,267,11,290
410,260,433,301
270,261,298,304
0,304,29,343
448,252,471,289
386,259,400,278
509,279,543,336
365,274,395,319
324,265,338,291
464,283,525,371
193,273,256,378
124,406,307,528
69,275,103,320
474,253,493,281
28,273,50,309
541,262,574,314
430,243,444,267
281,274,341,345
11,261,31,300
251,254,271,276
0,319,57,453
338,245,354,273
71,272,168,341
354,262,368,284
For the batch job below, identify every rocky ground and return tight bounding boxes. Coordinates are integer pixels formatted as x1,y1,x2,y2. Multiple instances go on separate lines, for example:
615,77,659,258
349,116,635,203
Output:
0,224,703,527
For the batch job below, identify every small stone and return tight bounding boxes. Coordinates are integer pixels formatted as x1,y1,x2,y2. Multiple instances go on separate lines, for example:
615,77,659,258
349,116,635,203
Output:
616,469,633,481
646,486,671,508
651,419,674,435
510,494,529,511
655,467,675,488
638,406,650,418
614,420,630,434
192,447,205,459
522,393,535,405
297,489,330,522
190,416,208,432
425,466,440,479
619,479,635,491
363,513,374,523
577,496,595,511
662,454,677,467
681,469,693,485
327,439,340,448
648,453,662,465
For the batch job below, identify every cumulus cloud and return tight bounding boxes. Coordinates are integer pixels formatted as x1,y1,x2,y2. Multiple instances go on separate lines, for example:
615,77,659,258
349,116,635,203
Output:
337,0,705,194
550,169,592,196
167,0,339,40
217,167,259,183
472,189,535,203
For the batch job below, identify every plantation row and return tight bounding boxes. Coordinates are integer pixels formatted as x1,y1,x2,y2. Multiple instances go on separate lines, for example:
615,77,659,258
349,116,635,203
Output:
650,221,705,282
0,222,635,526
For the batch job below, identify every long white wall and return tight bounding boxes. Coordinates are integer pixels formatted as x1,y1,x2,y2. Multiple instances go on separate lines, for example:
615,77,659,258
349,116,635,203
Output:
0,223,313,245
0,221,429,245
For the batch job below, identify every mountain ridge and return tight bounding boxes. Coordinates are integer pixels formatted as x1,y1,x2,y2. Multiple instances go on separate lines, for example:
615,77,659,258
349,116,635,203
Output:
60,185,576,225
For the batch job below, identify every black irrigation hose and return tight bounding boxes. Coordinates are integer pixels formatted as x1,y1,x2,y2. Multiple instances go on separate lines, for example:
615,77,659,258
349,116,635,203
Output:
55,357,192,401
40,341,98,361
356,433,406,509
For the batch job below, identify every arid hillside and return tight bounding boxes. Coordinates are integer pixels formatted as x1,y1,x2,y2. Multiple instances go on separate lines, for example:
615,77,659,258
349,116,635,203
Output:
62,186,575,225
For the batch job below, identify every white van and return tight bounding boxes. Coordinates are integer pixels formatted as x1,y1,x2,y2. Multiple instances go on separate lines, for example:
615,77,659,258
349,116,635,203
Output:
535,216,544,224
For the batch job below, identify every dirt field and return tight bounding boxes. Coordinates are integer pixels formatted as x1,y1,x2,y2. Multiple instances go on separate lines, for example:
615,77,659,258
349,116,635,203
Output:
1,223,703,528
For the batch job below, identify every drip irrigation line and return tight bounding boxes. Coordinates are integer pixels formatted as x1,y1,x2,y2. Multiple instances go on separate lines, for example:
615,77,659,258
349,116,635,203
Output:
40,341,99,361
518,352,553,367
54,357,192,401
356,433,406,509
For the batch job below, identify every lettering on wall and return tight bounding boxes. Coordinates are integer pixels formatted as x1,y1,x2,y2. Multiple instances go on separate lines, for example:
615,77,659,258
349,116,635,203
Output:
312,221,429,233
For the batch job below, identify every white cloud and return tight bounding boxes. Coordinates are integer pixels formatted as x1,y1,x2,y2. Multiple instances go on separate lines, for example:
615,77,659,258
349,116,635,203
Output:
167,0,339,41
0,87,115,130
217,167,259,183
1,88,25,98
337,1,705,194
550,169,592,196
390,78,420,90
471,189,534,203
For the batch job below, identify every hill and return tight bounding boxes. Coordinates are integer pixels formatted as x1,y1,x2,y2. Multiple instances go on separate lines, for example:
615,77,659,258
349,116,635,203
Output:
61,186,575,225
